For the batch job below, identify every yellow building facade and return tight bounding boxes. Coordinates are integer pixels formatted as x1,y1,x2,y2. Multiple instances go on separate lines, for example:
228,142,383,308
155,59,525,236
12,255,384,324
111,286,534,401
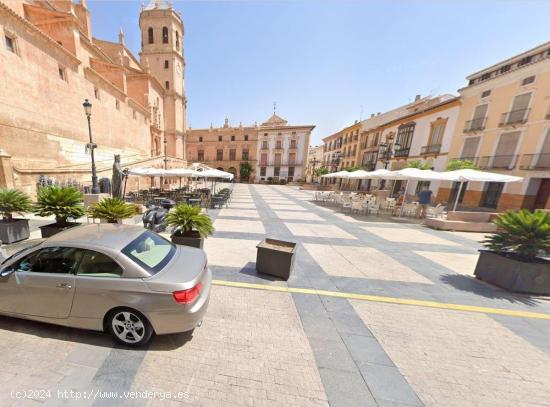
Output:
440,41,550,211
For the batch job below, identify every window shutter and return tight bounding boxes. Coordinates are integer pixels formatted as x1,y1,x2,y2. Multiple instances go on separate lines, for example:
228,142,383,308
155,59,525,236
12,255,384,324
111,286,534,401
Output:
461,137,480,159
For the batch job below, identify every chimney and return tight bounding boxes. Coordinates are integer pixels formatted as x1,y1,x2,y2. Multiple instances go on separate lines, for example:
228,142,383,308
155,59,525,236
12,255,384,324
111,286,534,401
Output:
370,113,375,118
415,94,421,101
354,120,358,124
377,112,381,116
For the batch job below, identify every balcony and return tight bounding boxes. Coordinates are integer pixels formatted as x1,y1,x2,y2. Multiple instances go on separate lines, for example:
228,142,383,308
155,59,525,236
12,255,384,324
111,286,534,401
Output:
519,154,550,170
464,117,487,132
479,155,518,170
499,108,530,127
361,162,376,171
259,160,303,167
458,156,480,166
420,144,442,155
394,147,410,158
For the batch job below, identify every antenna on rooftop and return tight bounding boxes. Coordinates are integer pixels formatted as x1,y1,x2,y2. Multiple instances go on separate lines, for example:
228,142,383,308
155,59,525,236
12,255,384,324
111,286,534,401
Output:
273,102,277,115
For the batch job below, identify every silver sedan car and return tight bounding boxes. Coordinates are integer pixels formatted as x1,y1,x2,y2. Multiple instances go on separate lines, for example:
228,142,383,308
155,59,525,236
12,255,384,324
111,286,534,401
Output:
0,224,211,346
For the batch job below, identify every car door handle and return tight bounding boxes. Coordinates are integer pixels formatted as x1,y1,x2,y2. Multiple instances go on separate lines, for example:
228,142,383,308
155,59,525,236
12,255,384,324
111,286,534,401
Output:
56,283,72,289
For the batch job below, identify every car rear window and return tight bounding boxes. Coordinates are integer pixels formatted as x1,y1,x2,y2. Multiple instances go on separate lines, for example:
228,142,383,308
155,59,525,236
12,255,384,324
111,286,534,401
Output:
121,231,175,275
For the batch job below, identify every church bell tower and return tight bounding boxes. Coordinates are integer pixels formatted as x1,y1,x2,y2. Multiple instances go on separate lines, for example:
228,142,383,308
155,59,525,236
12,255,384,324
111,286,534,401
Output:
139,0,186,161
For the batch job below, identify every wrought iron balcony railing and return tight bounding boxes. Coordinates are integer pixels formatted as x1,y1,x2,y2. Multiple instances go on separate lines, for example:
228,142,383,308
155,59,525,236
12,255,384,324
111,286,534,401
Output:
499,108,530,126
393,147,410,158
479,155,518,170
464,117,487,132
420,144,442,155
519,154,550,170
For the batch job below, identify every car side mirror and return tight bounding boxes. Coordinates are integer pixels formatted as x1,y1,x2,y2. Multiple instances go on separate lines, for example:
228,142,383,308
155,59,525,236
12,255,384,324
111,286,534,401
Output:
0,267,15,278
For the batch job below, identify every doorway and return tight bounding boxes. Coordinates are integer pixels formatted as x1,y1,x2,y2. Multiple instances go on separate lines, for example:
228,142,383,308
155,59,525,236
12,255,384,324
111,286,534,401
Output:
481,182,504,209
534,179,550,209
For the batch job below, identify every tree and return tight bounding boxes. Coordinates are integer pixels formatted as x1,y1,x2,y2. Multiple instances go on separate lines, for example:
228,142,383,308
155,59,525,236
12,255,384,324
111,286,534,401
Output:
406,160,432,170
446,159,478,171
239,162,253,180
314,167,329,177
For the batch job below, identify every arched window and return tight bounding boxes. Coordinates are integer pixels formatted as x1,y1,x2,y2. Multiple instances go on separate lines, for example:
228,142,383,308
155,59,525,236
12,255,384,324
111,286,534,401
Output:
162,27,169,44
175,31,180,49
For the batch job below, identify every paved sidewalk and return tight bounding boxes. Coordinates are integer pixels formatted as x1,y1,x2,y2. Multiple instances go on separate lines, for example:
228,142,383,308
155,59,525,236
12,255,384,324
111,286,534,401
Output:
0,184,549,406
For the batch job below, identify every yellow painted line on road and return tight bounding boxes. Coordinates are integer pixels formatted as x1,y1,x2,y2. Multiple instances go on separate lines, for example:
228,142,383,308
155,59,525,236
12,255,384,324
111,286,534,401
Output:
212,279,550,321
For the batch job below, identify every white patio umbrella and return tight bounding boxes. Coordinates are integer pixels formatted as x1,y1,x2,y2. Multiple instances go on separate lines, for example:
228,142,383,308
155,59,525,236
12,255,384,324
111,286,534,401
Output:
321,170,351,179
346,170,372,179
126,167,167,176
439,169,523,211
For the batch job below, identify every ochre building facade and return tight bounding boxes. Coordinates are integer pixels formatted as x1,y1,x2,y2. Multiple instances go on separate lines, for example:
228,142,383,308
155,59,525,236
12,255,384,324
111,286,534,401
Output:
0,0,186,194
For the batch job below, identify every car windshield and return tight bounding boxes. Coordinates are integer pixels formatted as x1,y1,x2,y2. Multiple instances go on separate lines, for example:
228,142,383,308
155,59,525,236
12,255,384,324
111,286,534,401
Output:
121,231,176,275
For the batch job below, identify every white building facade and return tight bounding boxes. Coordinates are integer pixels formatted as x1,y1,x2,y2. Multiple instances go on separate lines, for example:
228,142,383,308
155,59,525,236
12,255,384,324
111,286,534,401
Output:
255,114,315,182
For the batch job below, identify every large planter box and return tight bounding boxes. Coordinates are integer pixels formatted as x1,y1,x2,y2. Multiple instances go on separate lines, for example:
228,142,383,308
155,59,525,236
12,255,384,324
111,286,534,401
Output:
39,222,81,238
474,250,550,295
0,219,30,244
171,232,204,249
256,238,297,280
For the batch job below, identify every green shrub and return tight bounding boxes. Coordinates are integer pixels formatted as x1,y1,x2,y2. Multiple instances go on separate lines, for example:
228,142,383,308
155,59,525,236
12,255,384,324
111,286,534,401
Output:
34,186,84,226
406,159,432,170
483,209,550,262
165,204,214,238
0,189,33,221
87,197,136,223
446,159,478,171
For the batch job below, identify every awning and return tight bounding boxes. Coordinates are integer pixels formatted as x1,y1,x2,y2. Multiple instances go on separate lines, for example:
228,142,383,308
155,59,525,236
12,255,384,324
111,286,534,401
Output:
321,170,351,179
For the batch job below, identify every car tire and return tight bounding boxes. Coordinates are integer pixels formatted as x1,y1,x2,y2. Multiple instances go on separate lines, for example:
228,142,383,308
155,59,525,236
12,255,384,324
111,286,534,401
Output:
107,308,153,347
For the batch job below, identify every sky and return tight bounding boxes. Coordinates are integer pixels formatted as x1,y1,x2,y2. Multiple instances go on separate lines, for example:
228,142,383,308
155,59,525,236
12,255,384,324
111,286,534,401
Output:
87,0,550,145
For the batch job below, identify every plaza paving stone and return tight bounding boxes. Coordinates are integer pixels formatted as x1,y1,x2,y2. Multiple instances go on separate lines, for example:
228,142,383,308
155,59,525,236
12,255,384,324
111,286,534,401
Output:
1,184,550,407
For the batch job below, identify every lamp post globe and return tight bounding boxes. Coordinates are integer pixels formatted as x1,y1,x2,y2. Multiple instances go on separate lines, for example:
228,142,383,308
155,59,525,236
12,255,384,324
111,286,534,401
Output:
83,99,99,194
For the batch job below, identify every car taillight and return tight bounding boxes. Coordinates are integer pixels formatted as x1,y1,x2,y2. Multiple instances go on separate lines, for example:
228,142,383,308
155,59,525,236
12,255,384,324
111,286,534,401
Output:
173,283,202,304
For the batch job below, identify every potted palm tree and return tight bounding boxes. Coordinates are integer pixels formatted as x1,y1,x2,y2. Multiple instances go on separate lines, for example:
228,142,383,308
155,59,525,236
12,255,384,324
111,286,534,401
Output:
87,197,136,224
165,204,214,249
35,186,85,238
0,189,33,244
474,209,550,294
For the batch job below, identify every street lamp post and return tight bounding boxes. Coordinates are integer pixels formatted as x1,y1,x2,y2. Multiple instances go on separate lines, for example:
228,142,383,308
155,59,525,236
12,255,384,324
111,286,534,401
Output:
82,99,99,194
378,132,400,189
309,157,319,183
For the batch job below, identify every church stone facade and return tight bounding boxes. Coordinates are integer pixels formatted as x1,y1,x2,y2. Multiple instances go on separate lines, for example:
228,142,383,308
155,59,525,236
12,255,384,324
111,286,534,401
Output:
0,0,186,194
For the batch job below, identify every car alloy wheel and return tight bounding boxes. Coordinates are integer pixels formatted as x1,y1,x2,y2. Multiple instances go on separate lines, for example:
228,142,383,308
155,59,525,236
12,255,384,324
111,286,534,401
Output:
108,309,152,346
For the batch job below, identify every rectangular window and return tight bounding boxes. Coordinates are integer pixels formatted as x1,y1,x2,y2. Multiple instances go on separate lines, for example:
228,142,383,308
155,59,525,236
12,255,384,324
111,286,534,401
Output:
461,137,480,160
164,60,169,69
218,135,222,142
198,150,204,161
5,35,14,53
260,153,267,166
276,140,282,149
481,90,491,98
260,167,266,176
165,81,170,90
229,149,236,161
244,135,248,141
262,141,268,149
242,149,249,160
199,136,203,142
518,56,532,66
231,135,235,141
507,93,531,124
58,66,66,81
216,149,223,161
395,123,415,156
288,153,296,165
429,122,445,146
290,139,297,149
274,153,282,166
521,76,535,86
288,167,295,177
492,131,520,168
274,167,280,177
